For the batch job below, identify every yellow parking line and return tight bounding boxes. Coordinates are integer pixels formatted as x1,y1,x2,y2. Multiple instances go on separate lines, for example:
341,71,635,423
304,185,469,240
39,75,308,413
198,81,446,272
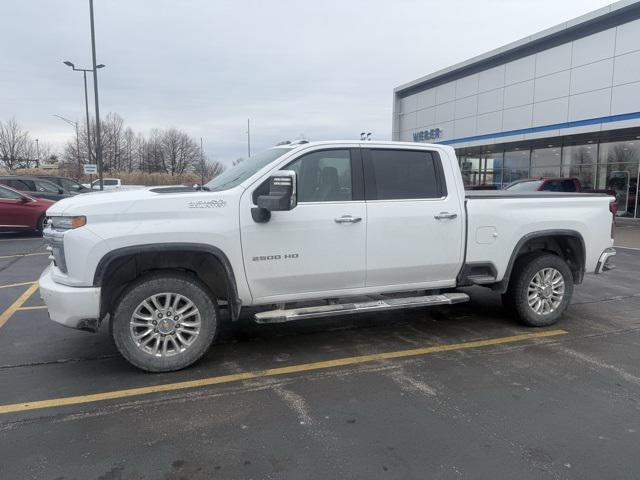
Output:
0,283,39,330
0,329,567,415
0,281,37,289
0,252,48,260
16,305,47,311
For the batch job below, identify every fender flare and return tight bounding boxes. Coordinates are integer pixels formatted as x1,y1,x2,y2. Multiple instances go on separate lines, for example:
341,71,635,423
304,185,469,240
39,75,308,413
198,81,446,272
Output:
93,242,241,320
494,229,586,293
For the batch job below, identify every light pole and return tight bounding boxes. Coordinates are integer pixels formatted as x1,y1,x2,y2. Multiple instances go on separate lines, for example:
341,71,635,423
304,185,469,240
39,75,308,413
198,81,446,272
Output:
62,61,104,173
61,0,105,189
200,137,205,187
53,114,81,169
89,0,103,191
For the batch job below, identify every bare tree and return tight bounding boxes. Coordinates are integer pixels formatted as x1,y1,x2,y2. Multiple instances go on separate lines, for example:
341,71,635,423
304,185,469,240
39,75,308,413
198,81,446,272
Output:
0,118,32,170
194,157,226,183
101,112,125,172
56,112,224,179
157,128,200,175
123,127,136,172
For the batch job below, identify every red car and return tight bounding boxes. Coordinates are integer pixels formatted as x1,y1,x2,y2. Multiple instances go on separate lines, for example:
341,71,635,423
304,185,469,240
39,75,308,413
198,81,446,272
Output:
505,177,582,192
0,184,54,233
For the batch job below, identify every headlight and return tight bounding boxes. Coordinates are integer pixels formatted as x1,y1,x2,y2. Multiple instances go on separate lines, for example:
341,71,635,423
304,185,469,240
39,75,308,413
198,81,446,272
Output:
51,216,86,230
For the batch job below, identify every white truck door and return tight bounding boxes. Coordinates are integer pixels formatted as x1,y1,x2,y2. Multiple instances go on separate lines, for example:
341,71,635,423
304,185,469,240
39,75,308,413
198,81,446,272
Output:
239,148,366,302
363,148,464,289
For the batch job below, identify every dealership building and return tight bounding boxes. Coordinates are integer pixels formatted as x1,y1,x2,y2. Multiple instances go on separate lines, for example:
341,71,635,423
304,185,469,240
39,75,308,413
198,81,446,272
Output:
393,0,640,218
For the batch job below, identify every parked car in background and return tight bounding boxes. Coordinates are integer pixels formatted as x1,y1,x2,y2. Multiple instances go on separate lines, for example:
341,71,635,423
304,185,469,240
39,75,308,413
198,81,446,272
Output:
505,177,582,192
0,176,71,201
35,175,91,195
505,177,621,214
0,184,54,233
82,178,145,190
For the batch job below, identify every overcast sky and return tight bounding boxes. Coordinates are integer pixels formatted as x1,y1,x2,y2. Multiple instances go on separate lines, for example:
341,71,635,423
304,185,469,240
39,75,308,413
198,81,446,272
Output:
0,0,616,164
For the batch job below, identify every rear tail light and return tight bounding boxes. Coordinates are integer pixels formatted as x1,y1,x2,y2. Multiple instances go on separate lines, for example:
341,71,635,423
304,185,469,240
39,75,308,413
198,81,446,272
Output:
609,200,617,239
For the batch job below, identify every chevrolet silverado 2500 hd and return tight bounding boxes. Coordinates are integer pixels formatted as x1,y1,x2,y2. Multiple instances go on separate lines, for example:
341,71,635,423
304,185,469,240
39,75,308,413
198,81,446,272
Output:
40,141,617,372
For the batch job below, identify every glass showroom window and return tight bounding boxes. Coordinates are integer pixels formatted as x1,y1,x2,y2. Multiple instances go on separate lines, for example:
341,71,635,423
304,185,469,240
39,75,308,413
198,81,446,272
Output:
503,150,530,186
598,139,640,218
562,143,596,189
484,151,503,187
531,146,561,178
460,156,481,186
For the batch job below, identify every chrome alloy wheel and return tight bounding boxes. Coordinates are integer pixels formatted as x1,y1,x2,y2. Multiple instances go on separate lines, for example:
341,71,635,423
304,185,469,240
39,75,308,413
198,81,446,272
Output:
527,267,565,315
129,292,202,357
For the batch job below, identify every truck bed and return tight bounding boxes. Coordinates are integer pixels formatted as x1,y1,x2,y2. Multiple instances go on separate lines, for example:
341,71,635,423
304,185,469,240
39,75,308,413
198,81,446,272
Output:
463,191,615,281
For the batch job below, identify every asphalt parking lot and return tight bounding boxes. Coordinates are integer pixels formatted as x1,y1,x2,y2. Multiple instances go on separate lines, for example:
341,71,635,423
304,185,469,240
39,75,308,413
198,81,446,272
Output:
0,227,639,479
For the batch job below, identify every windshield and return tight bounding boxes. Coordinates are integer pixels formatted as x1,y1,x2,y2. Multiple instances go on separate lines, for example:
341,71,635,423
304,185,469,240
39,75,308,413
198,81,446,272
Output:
36,180,60,193
505,180,543,192
204,148,291,192
60,178,84,191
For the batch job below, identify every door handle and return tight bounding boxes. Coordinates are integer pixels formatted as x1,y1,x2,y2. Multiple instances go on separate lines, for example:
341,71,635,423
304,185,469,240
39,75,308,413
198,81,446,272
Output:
335,215,362,224
434,212,457,220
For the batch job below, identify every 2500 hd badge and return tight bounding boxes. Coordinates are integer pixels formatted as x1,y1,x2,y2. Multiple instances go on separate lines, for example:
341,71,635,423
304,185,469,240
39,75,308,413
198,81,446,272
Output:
252,253,299,261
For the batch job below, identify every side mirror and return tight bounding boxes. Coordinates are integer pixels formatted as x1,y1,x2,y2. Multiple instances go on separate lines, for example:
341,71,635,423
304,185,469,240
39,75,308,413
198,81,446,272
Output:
252,170,297,223
58,188,64,194
19,195,30,203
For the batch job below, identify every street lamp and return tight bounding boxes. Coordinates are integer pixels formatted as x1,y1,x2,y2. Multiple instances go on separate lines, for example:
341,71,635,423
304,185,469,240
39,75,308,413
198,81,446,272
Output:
53,114,81,168
62,61,104,175
35,138,39,168
61,0,105,190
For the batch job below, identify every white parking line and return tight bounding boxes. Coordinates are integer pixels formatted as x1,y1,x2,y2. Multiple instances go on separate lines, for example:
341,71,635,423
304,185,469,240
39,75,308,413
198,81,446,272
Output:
0,252,48,260
0,281,37,289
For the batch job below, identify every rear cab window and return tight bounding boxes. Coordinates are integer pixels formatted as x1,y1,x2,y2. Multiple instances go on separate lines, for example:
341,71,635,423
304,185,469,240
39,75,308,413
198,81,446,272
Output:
362,149,447,200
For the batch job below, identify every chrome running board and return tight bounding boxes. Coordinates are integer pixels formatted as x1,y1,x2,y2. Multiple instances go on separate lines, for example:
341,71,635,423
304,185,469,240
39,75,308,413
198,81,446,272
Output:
254,292,470,324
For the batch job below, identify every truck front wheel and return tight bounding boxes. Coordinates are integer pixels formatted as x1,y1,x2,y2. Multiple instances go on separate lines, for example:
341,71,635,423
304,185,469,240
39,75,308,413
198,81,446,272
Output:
503,253,574,327
111,272,218,372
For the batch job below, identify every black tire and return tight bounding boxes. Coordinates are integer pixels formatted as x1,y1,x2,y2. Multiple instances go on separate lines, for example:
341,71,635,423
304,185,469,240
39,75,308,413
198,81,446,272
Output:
35,214,46,234
111,272,218,372
503,253,574,327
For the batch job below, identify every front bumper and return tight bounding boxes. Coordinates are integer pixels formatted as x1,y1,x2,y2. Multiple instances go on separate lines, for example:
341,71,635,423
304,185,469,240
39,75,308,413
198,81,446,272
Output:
39,265,102,332
595,247,616,274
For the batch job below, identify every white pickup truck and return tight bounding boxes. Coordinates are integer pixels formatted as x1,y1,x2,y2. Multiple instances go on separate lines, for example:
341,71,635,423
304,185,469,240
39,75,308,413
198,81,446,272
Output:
40,141,617,372
83,178,145,190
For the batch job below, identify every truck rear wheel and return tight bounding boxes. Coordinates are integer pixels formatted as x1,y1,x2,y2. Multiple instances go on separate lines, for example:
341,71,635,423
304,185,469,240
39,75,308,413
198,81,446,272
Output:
111,272,218,372
504,253,573,327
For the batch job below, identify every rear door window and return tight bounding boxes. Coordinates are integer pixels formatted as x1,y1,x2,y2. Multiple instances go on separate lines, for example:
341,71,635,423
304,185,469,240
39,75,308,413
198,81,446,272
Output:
541,180,562,192
364,149,444,200
560,179,577,192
